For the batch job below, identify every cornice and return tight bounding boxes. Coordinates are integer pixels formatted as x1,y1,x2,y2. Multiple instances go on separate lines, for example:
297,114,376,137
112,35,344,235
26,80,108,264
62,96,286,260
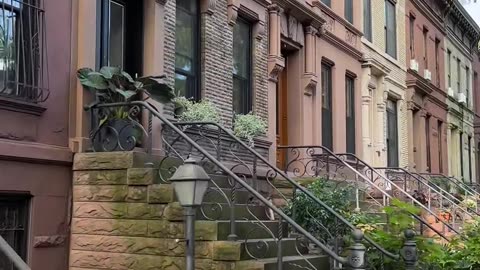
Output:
446,0,480,43
411,0,446,35
406,70,448,107
273,0,325,29
323,31,363,61
446,30,474,61
311,0,362,37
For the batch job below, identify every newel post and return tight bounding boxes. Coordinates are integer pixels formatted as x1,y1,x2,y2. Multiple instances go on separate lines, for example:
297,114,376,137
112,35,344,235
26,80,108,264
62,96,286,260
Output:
401,229,418,270
347,229,366,270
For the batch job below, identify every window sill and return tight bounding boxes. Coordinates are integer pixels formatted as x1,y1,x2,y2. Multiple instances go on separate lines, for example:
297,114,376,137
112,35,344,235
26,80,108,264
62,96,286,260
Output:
0,96,46,116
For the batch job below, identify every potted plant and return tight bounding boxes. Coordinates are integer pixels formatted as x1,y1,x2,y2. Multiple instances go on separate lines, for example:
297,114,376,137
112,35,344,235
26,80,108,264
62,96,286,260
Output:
233,112,267,146
172,96,193,117
178,99,220,123
77,66,174,151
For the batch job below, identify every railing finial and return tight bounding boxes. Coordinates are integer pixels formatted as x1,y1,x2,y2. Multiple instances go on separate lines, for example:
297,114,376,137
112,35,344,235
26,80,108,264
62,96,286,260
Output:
401,229,418,270
347,229,366,270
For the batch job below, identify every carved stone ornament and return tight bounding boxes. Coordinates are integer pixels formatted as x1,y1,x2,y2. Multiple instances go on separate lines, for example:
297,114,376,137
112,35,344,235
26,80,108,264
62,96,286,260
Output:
268,55,285,82
200,0,217,15
345,29,357,47
303,73,318,96
227,0,240,26
33,235,67,248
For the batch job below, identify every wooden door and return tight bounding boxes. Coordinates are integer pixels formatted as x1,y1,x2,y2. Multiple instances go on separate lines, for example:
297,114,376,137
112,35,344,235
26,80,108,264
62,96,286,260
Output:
276,66,288,169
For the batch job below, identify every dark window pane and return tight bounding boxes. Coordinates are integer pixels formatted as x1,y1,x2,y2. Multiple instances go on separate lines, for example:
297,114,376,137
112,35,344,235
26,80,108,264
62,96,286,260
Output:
438,121,443,173
460,132,464,178
363,0,372,41
175,9,194,60
175,54,192,74
322,63,333,150
232,18,252,114
109,1,125,68
345,0,353,23
322,0,331,6
346,75,355,154
175,73,188,97
387,99,398,167
385,1,397,58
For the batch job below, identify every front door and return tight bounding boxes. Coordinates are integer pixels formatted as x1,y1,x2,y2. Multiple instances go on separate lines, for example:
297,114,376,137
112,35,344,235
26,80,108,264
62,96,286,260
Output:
276,64,288,169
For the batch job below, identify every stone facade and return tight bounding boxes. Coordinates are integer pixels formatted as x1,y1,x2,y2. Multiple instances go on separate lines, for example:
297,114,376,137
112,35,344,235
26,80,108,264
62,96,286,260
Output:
473,49,480,184
70,152,241,270
361,0,409,167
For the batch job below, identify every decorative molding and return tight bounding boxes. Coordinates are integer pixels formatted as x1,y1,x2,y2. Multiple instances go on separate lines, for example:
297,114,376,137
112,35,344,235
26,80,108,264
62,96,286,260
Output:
280,11,305,46
253,21,266,40
345,29,357,47
200,0,217,15
312,0,362,36
227,0,240,26
321,11,335,32
268,55,285,82
302,73,318,96
322,32,363,61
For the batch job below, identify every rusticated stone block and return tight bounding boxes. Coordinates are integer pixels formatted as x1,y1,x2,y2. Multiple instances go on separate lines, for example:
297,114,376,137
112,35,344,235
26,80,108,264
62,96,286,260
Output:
212,241,241,261
72,218,148,237
127,203,165,219
164,202,184,221
71,234,213,258
148,184,175,203
73,185,128,202
127,168,155,185
146,220,218,240
33,235,66,248
70,250,215,270
73,152,137,170
73,170,127,185
127,186,148,202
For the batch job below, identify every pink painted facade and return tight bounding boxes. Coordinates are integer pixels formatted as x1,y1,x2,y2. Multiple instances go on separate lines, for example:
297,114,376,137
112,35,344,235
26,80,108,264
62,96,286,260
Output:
405,0,448,173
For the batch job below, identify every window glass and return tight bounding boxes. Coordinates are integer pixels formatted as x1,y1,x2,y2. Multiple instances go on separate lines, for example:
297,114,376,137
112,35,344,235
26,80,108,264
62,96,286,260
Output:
385,1,397,58
109,1,125,68
232,18,252,114
322,0,331,7
345,0,353,23
363,0,372,41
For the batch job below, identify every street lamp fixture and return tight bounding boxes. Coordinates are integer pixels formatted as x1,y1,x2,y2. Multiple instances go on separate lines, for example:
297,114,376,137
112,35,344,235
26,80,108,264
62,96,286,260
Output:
169,157,211,270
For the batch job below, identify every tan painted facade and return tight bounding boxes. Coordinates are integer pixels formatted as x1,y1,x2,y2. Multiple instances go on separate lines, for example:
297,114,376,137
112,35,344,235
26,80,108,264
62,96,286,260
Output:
361,0,409,167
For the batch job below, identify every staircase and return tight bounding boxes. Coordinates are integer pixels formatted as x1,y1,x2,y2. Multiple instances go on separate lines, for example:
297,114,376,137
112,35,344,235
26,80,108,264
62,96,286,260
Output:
75,100,421,270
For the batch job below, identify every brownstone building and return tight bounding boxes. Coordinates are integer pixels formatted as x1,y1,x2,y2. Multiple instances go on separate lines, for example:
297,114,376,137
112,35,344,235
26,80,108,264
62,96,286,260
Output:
0,0,73,269
405,0,448,174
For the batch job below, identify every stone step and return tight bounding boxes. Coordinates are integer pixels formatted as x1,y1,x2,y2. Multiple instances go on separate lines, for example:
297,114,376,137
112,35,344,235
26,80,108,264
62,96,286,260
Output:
216,220,289,240
203,188,253,204
239,238,309,260
197,203,270,221
235,254,330,270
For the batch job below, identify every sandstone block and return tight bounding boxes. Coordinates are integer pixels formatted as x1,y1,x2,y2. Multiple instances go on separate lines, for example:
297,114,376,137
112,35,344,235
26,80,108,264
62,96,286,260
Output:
147,220,217,240
126,186,148,202
72,218,148,237
127,168,155,185
73,185,128,202
148,184,175,203
127,203,165,219
73,152,136,170
212,241,241,261
73,202,129,219
73,170,127,185
164,202,184,221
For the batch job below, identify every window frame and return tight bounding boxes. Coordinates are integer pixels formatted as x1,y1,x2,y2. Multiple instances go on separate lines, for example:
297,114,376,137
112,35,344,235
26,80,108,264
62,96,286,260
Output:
363,0,372,41
385,0,397,59
175,0,201,100
468,136,472,183
232,16,253,115
409,14,415,58
425,114,431,172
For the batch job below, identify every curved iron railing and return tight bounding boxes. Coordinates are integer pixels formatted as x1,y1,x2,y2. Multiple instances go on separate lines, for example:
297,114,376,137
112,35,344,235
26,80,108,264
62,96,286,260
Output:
330,152,459,240
376,168,477,226
82,100,424,269
420,173,480,199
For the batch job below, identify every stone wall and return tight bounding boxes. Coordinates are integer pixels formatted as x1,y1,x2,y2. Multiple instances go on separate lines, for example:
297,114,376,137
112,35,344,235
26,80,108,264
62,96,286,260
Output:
70,152,241,270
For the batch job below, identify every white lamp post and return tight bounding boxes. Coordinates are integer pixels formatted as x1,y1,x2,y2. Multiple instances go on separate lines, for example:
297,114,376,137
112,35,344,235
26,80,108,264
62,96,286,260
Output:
169,158,210,270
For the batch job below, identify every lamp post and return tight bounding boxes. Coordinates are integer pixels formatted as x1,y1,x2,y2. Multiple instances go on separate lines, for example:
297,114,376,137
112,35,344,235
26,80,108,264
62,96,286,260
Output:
169,158,211,270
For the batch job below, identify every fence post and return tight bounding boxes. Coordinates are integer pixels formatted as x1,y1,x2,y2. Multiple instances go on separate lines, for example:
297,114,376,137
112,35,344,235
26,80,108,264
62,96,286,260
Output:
401,229,418,270
347,229,366,270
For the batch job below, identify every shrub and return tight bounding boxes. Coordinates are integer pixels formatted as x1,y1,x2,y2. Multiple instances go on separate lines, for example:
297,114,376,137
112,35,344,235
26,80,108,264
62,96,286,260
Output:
233,112,267,146
178,100,220,123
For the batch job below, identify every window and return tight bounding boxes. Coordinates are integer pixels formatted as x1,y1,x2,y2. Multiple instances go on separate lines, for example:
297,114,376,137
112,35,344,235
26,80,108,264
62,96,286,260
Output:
322,62,333,150
345,0,353,23
423,28,428,69
385,0,397,58
386,99,398,167
469,136,472,183
466,66,470,105
100,0,143,76
233,17,252,115
0,195,29,270
0,0,48,103
460,132,464,179
438,121,443,173
346,75,355,154
175,0,200,99
322,0,331,7
426,115,431,172
435,38,440,87
457,59,461,92
409,15,415,58
447,50,452,88
363,0,372,41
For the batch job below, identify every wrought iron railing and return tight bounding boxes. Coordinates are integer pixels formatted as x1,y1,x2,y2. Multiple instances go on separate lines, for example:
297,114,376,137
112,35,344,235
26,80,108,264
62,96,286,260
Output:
85,101,420,269
420,173,480,199
0,0,49,103
330,153,458,240
0,236,30,270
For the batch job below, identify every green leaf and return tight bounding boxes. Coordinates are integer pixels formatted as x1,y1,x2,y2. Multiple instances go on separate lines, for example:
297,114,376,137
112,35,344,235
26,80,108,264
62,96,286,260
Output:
137,76,174,104
79,71,108,89
99,66,121,79
121,71,135,83
115,89,137,101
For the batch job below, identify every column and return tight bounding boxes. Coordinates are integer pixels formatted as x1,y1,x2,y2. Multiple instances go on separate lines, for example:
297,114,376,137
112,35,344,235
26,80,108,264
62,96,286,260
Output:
407,102,415,170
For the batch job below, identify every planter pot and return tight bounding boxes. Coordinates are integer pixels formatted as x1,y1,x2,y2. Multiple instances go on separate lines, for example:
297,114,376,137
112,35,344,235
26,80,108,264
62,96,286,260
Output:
92,118,141,152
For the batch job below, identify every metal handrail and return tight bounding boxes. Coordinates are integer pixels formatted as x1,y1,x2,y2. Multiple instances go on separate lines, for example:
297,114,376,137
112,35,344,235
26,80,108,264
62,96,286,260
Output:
168,123,400,260
0,236,30,270
421,173,480,198
335,152,459,240
90,101,351,266
377,167,478,220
